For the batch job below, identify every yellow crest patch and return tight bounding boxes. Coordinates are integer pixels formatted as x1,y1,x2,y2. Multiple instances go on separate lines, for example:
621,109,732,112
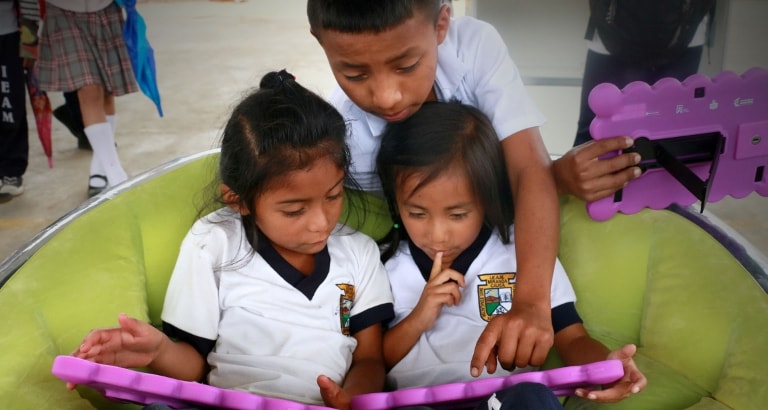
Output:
477,273,516,322
337,283,355,335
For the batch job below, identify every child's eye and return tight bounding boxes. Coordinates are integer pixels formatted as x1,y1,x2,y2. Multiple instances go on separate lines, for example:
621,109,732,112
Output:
450,213,468,220
284,209,305,217
398,62,419,73
344,73,367,82
327,192,343,202
407,212,425,219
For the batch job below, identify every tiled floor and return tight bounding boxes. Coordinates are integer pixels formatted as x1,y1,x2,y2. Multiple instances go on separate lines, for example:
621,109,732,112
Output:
0,0,765,265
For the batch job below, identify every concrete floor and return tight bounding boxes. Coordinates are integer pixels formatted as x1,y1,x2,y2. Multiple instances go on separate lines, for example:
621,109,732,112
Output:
0,0,766,263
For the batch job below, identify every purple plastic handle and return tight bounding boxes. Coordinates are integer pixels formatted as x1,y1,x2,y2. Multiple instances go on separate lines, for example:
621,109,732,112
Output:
586,67,768,221
51,356,333,410
350,360,624,410
52,356,623,410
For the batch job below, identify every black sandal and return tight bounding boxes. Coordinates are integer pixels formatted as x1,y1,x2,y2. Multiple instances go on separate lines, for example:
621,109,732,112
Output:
87,175,108,198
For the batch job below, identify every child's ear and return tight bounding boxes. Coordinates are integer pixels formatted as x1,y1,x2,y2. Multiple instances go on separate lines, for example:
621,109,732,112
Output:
221,184,250,215
436,4,451,45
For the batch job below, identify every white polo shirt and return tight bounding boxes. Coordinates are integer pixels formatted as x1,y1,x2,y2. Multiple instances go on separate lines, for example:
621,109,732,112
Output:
329,16,546,193
384,227,577,389
161,207,394,405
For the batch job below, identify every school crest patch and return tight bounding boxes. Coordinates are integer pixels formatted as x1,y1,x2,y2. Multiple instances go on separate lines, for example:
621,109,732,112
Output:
337,283,355,335
477,273,516,322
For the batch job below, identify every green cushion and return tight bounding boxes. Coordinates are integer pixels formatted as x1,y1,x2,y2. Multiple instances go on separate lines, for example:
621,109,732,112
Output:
0,202,149,408
341,189,393,242
685,397,735,410
122,155,218,324
0,153,217,408
557,196,768,409
558,197,651,346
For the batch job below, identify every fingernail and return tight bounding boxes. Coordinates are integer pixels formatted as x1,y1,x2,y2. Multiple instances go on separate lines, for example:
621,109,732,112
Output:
624,137,634,147
632,386,640,394
588,393,597,400
470,367,479,377
632,153,641,164
632,167,641,177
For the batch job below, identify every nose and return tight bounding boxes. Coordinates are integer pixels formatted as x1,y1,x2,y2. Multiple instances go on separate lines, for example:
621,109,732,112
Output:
371,75,402,112
427,218,449,245
307,205,332,233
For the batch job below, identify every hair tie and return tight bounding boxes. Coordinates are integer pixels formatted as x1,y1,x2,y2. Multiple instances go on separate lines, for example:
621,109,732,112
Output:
260,69,296,89
276,69,296,83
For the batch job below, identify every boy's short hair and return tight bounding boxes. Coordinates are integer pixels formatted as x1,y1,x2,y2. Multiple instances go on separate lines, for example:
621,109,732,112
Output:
307,0,443,34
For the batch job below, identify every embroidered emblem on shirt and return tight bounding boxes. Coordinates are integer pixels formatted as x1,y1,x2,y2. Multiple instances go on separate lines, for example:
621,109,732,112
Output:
337,283,355,335
477,273,516,322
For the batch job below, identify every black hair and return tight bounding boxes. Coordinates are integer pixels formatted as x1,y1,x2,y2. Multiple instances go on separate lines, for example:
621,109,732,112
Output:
211,69,358,250
376,100,514,262
307,0,443,36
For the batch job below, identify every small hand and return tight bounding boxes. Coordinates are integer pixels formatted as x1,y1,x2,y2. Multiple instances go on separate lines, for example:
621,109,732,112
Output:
470,301,553,376
317,375,351,410
553,136,641,202
574,344,647,402
68,314,166,389
410,252,466,332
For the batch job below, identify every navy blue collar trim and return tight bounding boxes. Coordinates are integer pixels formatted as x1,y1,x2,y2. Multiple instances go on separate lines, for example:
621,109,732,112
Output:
257,231,330,300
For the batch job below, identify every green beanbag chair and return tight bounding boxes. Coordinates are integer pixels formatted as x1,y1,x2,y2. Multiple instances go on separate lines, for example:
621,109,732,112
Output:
0,149,765,409
552,195,768,410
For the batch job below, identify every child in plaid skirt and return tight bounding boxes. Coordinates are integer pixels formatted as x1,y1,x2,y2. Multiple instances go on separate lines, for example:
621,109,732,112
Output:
37,0,138,197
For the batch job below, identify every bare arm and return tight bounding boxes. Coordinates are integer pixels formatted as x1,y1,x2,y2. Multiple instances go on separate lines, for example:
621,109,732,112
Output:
471,127,557,374
318,323,388,410
552,323,610,366
554,324,647,403
72,314,207,383
344,323,388,396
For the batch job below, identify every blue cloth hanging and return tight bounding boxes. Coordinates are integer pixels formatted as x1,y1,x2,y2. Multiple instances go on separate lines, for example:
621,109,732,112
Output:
116,0,163,117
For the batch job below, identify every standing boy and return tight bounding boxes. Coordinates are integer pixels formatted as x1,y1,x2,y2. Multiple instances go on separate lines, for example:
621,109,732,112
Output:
308,0,560,372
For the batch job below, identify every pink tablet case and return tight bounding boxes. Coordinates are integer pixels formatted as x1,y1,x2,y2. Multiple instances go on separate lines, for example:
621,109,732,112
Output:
586,67,768,221
52,355,623,410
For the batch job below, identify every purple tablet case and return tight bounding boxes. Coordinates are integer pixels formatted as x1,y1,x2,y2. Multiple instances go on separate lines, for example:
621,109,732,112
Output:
51,355,332,410
52,355,623,410
350,359,624,410
586,67,768,221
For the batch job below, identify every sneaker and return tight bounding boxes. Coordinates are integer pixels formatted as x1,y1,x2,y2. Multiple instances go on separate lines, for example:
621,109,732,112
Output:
53,104,92,151
0,176,24,196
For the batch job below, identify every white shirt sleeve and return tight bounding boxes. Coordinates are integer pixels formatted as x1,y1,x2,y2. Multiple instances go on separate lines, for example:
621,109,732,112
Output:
161,216,232,340
451,18,546,140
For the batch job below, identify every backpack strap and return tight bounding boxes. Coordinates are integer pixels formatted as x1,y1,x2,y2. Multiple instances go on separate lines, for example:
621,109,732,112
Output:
585,0,612,41
705,0,716,49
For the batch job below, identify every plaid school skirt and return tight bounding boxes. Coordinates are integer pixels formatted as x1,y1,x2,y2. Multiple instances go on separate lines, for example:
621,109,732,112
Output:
37,2,138,96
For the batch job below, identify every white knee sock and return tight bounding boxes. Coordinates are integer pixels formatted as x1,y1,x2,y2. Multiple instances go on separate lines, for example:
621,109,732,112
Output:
88,115,118,187
85,122,127,186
